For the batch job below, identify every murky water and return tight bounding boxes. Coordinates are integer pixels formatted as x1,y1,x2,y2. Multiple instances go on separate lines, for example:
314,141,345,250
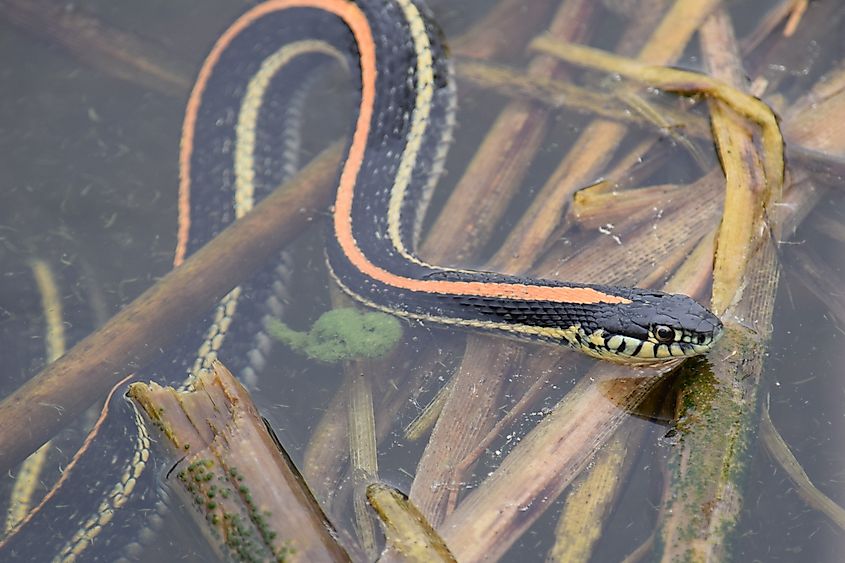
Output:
1,0,843,561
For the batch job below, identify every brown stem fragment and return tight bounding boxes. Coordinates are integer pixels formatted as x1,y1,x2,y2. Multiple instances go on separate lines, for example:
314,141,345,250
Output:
655,11,781,560
128,361,352,562
367,483,457,563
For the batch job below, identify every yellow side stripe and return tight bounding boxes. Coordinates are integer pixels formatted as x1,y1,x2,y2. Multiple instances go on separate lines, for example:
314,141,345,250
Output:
5,260,66,533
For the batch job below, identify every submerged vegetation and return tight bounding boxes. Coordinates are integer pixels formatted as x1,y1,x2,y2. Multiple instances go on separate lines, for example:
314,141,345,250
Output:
266,309,403,363
0,0,843,561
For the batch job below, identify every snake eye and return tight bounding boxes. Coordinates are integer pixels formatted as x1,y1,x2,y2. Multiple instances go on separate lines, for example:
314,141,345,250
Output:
654,325,675,343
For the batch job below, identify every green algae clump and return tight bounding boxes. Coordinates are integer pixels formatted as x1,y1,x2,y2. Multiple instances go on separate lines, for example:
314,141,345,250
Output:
267,308,402,363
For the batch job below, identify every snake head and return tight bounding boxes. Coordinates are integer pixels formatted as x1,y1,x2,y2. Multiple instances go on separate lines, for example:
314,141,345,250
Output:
579,288,724,363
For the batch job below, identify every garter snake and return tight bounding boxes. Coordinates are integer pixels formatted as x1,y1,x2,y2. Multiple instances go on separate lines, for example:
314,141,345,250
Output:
179,0,723,364
3,1,724,559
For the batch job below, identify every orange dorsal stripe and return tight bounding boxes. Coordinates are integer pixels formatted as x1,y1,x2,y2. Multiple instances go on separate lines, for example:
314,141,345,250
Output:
178,0,629,306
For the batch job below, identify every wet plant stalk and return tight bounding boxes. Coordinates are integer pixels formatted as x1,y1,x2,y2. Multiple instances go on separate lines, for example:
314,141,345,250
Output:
701,11,773,316
527,37,784,214
655,10,781,561
367,483,457,563
5,260,66,532
128,361,352,562
455,58,711,140
760,400,845,532
348,373,379,558
548,428,643,563
450,0,557,60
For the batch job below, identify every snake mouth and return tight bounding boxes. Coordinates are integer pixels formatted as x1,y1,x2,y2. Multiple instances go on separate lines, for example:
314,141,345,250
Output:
568,322,722,364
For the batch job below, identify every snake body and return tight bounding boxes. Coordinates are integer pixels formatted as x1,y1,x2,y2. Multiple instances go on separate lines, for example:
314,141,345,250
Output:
181,0,723,364
1,1,724,560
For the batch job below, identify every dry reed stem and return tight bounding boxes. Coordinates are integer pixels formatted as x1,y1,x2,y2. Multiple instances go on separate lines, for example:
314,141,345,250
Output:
701,10,771,315
455,59,711,140
548,428,642,562
348,374,379,558
528,38,784,205
784,78,845,158
440,366,672,562
741,0,806,54
302,373,351,505
408,338,523,525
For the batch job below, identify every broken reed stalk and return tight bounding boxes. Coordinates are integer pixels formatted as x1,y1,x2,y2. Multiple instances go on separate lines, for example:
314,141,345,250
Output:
367,483,457,563
527,37,784,209
455,58,712,140
347,370,379,559
547,426,644,563
655,6,844,557
0,142,342,478
656,12,768,560
127,361,352,562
